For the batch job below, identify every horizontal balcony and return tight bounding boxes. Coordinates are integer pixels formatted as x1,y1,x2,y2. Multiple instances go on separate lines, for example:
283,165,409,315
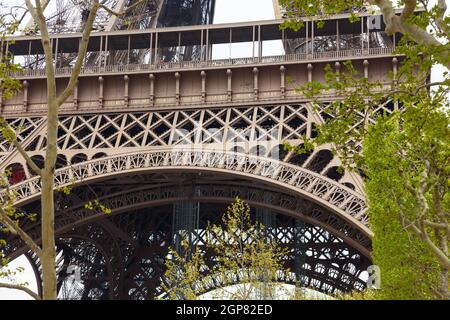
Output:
11,47,395,79
1,84,395,116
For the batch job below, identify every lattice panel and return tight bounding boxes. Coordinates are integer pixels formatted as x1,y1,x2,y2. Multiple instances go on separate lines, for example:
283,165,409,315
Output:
2,104,357,189
48,204,368,300
17,105,309,152
0,117,45,159
317,99,397,149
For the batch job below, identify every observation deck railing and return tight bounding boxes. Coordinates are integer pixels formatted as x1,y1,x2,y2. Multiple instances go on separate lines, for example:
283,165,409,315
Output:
12,47,394,78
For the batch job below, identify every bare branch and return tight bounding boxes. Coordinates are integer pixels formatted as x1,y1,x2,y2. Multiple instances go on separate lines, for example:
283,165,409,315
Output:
24,0,56,101
408,220,450,269
394,181,450,270
0,207,42,258
368,0,449,69
12,139,42,175
423,220,449,231
367,0,398,34
398,167,419,197
0,5,28,27
56,0,101,106
53,0,150,107
0,282,41,300
0,118,42,175
388,81,450,97
436,0,450,37
56,0,149,106
417,161,431,217
400,0,417,22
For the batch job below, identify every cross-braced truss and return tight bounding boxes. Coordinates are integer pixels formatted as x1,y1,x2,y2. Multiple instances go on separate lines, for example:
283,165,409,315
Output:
19,195,370,299
2,104,362,191
0,117,45,164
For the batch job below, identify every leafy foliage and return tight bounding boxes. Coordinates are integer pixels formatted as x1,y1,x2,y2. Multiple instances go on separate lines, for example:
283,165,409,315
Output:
161,198,288,300
84,199,112,214
281,0,450,299
363,105,449,299
0,14,22,101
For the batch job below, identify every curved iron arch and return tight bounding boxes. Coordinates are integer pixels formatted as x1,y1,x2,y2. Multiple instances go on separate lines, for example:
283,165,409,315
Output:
6,180,371,260
7,180,371,299
3,149,370,236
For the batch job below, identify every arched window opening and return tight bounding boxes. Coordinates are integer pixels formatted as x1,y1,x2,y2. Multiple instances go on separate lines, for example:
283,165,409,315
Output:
306,149,333,173
249,145,267,157
269,144,288,161
343,182,355,190
56,154,68,169
71,153,88,164
228,145,245,154
92,152,107,159
288,144,312,167
325,166,344,181
6,163,26,185
27,155,45,176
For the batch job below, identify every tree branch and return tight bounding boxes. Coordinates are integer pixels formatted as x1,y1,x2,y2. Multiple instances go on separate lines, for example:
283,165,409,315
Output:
395,170,450,270
0,207,42,258
56,0,148,107
416,161,431,223
436,0,450,37
388,81,450,97
368,0,398,34
432,184,450,237
12,139,42,175
24,0,56,102
0,117,42,175
0,5,29,28
405,217,450,269
55,0,101,107
401,0,417,22
99,0,147,17
0,282,41,300
368,0,450,69
398,166,419,197
423,220,449,230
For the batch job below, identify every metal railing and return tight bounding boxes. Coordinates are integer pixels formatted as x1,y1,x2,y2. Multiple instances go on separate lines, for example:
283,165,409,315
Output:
11,47,395,78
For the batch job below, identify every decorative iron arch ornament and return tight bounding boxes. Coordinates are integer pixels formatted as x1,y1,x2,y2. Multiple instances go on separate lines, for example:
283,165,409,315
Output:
5,180,371,258
2,148,370,233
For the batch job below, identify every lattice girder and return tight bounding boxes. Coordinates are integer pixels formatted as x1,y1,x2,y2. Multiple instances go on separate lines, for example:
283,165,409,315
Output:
50,203,369,299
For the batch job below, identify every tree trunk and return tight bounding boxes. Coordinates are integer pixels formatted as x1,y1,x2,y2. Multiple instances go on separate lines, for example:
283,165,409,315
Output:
40,96,59,299
40,170,57,299
439,267,449,299
18,0,138,301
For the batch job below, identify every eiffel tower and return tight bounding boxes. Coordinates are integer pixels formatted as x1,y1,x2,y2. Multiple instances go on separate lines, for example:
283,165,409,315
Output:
0,0,400,299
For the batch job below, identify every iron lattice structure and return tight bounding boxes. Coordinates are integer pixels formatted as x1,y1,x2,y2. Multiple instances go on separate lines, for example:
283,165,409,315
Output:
17,176,370,299
1,104,375,299
0,2,406,299
23,0,214,68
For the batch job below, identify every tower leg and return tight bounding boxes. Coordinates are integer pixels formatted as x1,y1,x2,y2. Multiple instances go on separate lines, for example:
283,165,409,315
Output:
172,201,200,253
